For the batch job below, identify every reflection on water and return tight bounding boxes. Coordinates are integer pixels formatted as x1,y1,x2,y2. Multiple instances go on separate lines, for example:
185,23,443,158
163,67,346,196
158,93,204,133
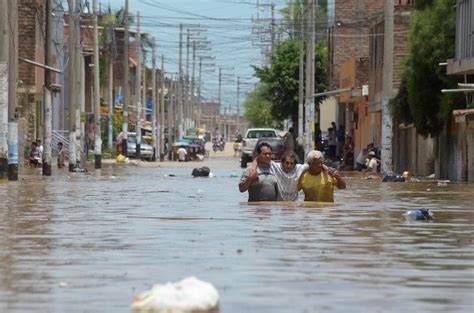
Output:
0,160,473,313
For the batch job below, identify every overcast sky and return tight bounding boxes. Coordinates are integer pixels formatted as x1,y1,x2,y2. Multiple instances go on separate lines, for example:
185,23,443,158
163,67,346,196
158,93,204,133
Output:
104,0,287,114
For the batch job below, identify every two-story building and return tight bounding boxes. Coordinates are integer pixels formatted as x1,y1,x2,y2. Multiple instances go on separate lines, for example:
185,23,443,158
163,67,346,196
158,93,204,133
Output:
445,0,474,181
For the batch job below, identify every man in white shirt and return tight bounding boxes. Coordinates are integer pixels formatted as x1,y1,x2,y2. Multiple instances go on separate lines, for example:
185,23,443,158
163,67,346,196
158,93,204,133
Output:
177,146,187,162
270,151,308,201
36,139,44,161
366,151,379,173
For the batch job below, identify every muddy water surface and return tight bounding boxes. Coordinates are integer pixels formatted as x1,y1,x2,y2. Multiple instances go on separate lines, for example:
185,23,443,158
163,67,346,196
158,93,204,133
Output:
0,158,473,313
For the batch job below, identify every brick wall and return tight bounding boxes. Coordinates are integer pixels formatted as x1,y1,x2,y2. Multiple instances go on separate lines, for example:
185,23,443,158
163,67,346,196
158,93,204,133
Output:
393,8,413,91
18,0,42,88
330,0,384,88
368,7,413,107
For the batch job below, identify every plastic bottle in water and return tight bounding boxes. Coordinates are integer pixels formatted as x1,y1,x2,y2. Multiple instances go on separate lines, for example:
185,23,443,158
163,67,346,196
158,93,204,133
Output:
404,209,434,221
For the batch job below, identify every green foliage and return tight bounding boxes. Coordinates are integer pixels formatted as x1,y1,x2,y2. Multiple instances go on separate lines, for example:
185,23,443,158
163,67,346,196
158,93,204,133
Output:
113,110,123,136
99,53,108,90
415,0,434,10
389,77,412,124
243,84,277,128
113,8,134,27
252,39,327,127
392,0,465,137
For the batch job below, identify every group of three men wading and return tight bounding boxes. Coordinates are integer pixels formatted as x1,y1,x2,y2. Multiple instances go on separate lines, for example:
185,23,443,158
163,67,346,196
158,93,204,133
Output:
238,142,346,202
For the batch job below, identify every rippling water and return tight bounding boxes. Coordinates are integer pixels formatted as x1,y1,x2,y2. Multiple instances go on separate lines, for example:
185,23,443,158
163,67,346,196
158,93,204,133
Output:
0,158,473,313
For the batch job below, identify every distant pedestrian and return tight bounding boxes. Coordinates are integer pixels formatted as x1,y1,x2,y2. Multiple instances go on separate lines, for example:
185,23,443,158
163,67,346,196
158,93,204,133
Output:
327,128,337,160
366,151,379,173
283,127,295,152
29,141,41,167
314,123,322,151
36,139,44,161
337,124,345,158
177,146,187,162
355,148,368,171
116,128,124,154
57,142,65,168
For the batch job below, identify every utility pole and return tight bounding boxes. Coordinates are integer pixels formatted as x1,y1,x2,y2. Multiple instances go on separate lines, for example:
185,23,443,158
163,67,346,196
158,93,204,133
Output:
42,0,53,176
107,31,113,151
93,0,101,169
289,0,294,38
197,57,202,128
381,0,394,173
177,24,184,139
122,0,129,158
191,41,196,126
298,6,304,143
160,55,165,161
311,1,317,148
8,0,18,180
0,0,8,181
135,9,141,159
168,76,174,157
77,2,84,170
67,0,77,172
236,76,240,133
304,0,316,159
271,0,275,55
142,45,146,122
151,38,157,161
217,67,222,137
185,29,190,130
304,0,311,158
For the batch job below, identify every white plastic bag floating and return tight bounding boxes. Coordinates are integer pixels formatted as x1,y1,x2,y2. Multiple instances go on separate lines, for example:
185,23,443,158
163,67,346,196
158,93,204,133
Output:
131,277,219,313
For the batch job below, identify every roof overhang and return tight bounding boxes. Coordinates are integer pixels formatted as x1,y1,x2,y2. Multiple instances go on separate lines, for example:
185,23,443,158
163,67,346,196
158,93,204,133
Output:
447,58,474,75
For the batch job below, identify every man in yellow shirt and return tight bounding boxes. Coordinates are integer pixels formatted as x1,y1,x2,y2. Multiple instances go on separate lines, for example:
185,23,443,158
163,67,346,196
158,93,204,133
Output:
298,150,346,202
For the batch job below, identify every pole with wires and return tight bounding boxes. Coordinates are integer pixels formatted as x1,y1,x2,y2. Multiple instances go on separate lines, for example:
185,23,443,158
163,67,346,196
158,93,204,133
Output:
93,0,101,169
122,0,129,159
135,9,142,159
7,0,18,180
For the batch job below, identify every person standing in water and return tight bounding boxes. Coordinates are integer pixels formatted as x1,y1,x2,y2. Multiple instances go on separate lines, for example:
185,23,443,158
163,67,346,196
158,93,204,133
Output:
270,150,307,201
239,142,278,202
298,150,346,202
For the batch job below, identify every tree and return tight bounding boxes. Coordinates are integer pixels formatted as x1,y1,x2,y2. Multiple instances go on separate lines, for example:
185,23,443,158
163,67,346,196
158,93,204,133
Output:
252,39,327,127
390,0,465,137
243,83,276,128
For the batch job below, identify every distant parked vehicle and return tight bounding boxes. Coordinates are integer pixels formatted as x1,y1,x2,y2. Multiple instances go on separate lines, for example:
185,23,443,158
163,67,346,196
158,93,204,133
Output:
127,132,154,161
254,137,286,162
240,128,278,168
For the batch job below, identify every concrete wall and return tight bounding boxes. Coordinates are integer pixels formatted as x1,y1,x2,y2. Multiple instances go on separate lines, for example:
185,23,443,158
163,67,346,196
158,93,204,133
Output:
440,118,474,182
393,124,435,177
320,97,337,131
330,0,384,89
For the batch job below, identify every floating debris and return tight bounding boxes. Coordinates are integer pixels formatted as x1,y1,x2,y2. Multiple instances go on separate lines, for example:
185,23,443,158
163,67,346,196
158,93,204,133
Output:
131,277,219,313
404,209,434,221
437,180,450,186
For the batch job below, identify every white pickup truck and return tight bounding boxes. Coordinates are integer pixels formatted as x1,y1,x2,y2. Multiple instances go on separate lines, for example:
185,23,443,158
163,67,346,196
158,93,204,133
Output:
240,128,278,167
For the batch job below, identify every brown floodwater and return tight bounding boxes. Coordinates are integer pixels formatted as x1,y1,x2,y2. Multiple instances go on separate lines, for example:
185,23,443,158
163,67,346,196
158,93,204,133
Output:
0,158,473,313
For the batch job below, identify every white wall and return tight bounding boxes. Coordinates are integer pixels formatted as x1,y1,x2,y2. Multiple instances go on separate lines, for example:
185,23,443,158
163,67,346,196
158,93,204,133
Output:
319,97,337,131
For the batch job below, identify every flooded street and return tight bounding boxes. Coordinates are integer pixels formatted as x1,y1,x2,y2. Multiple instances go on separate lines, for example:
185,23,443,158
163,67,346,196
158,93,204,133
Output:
0,156,473,313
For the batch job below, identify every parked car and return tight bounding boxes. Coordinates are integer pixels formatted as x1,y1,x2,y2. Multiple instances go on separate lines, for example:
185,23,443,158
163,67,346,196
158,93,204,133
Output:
127,132,154,160
254,137,286,162
241,128,278,167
